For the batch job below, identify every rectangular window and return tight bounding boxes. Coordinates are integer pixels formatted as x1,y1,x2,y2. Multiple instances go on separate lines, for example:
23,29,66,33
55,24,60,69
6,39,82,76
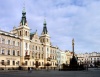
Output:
17,61,19,65
8,40,10,45
42,47,43,51
2,49,4,55
1,60,4,65
13,50,15,56
32,45,34,50
36,46,37,50
17,51,19,56
47,48,48,51
39,47,40,50
8,50,10,55
18,42,19,46
26,43,27,50
16,61,19,65
13,61,15,65
2,38,5,44
33,62,34,65
13,41,15,46
7,60,10,65
25,61,27,65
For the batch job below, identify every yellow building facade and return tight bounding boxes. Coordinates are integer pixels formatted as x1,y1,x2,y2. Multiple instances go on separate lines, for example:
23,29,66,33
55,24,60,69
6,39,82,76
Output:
0,8,57,70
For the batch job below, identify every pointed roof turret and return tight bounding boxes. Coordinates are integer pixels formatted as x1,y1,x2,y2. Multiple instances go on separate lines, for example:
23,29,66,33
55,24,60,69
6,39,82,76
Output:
42,19,48,34
20,6,27,25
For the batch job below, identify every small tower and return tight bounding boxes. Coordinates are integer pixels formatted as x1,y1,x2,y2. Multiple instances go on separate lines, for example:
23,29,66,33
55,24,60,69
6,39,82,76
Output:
42,19,48,35
40,19,51,65
11,7,30,66
40,19,50,45
18,7,30,40
20,7,27,26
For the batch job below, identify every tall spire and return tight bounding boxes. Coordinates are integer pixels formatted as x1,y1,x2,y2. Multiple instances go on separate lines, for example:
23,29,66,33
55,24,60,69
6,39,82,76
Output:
72,38,75,57
42,19,48,34
20,2,27,26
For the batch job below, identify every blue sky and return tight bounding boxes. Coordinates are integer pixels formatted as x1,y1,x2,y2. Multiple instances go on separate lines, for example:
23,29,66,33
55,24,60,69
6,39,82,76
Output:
0,0,100,53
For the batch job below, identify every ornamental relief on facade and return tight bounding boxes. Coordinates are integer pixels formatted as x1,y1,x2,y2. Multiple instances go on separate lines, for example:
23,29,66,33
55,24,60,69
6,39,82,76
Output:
6,58,17,60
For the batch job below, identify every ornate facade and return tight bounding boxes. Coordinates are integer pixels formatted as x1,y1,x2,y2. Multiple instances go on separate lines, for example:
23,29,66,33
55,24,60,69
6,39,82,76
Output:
0,8,58,70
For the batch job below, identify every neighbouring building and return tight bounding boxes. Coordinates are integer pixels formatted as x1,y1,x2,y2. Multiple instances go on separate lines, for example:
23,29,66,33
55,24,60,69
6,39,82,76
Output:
77,52,100,67
0,30,21,70
65,50,73,65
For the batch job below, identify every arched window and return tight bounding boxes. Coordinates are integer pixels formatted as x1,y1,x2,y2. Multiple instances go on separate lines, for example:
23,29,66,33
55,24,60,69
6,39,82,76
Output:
33,62,34,65
43,39,45,42
39,53,40,59
7,60,10,65
39,62,41,66
25,61,27,65
36,53,37,58
47,48,48,51
8,50,10,55
47,39,48,42
25,31,27,36
20,31,21,36
13,50,15,55
13,61,15,65
42,62,44,66
2,49,4,55
13,41,15,45
8,40,10,45
17,51,19,56
1,60,4,65
16,61,19,65
42,47,43,51
2,38,5,44
42,54,43,59
36,46,37,50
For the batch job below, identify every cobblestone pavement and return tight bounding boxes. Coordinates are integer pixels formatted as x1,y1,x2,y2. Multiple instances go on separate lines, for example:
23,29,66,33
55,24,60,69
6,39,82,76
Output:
0,68,100,77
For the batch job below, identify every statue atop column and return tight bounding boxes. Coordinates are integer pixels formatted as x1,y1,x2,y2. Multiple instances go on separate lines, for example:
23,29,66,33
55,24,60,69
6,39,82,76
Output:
70,38,78,68
72,38,74,57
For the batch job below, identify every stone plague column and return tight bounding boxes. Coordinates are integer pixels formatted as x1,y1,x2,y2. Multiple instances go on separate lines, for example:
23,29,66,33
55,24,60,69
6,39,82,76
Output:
72,38,74,57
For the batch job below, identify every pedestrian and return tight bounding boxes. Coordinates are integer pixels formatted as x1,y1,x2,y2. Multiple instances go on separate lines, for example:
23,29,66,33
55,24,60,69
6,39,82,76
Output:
30,67,32,73
28,67,30,72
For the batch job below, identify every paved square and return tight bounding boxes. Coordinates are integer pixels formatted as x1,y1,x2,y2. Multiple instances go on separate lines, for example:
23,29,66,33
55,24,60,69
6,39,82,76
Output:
0,68,100,77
